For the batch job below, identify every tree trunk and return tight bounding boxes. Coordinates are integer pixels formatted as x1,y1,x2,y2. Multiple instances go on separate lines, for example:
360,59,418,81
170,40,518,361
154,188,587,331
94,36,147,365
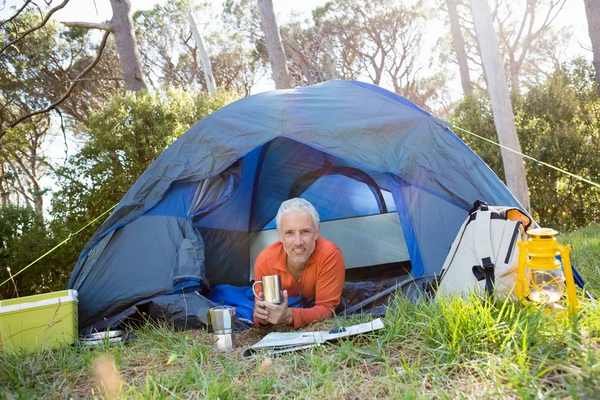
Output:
509,56,520,97
446,0,472,96
187,12,217,93
0,163,9,207
257,0,291,89
109,0,148,91
584,0,600,95
31,179,43,215
290,48,316,85
28,150,43,215
469,0,531,212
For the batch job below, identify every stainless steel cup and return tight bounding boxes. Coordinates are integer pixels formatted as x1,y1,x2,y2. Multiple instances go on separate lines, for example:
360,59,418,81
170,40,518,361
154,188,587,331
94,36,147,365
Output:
252,275,283,304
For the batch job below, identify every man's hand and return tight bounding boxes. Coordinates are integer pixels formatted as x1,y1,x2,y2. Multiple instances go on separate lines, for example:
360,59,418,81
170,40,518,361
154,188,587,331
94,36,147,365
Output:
254,290,293,326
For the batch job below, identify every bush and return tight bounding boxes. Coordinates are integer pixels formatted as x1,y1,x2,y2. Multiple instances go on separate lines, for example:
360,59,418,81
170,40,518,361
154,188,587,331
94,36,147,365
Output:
451,58,600,231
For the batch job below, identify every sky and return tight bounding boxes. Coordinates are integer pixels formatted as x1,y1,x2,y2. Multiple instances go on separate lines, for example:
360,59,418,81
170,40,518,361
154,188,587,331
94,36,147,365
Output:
53,0,327,25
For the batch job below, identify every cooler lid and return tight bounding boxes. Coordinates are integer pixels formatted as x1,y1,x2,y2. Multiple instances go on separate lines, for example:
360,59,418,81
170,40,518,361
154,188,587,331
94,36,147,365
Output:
0,289,78,312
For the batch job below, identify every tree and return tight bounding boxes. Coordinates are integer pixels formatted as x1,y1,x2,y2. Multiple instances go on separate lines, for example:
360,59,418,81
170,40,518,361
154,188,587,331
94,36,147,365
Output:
445,0,473,96
0,205,49,298
62,0,148,91
256,0,291,89
134,0,258,95
187,11,216,92
470,0,530,211
1,6,123,211
1,1,119,138
494,0,569,96
109,0,147,91
279,19,337,86
584,0,600,94
312,0,448,110
438,0,571,97
0,0,70,58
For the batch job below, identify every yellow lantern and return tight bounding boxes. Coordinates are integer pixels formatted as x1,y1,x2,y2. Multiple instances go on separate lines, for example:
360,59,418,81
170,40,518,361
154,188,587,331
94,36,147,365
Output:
516,228,578,315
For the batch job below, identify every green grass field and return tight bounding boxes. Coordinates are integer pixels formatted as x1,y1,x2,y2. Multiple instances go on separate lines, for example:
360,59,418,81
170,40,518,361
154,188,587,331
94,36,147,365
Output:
1,227,599,399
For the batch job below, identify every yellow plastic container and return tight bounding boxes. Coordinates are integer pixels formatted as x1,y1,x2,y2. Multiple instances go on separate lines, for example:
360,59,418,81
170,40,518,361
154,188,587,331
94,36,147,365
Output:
0,289,78,353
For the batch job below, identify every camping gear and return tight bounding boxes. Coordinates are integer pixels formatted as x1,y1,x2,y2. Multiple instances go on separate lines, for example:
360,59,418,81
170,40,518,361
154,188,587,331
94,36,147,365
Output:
208,304,236,351
67,80,537,332
0,289,78,353
339,277,414,315
516,228,578,315
252,275,283,304
242,318,384,359
78,330,128,347
435,201,531,300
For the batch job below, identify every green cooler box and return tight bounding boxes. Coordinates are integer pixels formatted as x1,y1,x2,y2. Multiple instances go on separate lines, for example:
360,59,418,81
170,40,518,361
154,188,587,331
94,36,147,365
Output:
0,289,78,353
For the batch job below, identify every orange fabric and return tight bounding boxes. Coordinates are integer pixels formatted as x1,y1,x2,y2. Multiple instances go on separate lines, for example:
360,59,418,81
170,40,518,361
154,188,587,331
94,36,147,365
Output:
253,237,345,329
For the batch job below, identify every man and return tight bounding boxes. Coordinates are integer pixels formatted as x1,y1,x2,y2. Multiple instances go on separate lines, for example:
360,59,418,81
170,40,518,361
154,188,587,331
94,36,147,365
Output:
253,198,345,329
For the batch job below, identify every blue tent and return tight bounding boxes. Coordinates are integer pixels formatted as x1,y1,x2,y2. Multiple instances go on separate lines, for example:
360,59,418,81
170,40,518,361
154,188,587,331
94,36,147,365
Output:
68,80,523,331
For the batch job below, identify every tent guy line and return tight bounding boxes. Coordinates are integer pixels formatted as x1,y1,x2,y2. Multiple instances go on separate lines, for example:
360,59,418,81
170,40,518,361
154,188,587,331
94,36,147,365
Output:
0,204,117,288
453,125,600,190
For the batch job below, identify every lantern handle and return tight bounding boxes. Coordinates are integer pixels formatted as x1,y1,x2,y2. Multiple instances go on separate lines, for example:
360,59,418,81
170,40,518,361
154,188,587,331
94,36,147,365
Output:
557,243,578,315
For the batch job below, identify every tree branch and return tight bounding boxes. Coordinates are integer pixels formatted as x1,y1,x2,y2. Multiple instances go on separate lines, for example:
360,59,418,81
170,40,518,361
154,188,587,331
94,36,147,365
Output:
0,0,70,56
61,21,111,31
55,109,68,163
14,156,38,190
67,77,124,83
9,30,111,129
3,159,34,204
0,0,33,30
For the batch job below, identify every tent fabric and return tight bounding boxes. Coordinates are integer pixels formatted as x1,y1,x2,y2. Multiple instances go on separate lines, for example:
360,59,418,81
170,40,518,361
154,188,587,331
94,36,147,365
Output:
68,80,525,331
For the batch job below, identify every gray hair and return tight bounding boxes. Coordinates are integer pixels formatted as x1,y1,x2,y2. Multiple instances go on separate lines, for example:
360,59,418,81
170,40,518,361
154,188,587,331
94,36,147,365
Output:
276,198,320,231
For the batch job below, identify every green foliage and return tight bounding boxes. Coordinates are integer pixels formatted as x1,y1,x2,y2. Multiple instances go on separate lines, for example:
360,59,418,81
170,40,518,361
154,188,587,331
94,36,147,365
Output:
0,206,43,254
451,58,600,231
0,9,122,125
561,224,600,299
0,205,50,298
452,94,505,177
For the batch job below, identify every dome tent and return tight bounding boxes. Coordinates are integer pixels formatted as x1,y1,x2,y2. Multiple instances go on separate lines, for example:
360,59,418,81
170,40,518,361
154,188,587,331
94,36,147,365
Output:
68,80,523,332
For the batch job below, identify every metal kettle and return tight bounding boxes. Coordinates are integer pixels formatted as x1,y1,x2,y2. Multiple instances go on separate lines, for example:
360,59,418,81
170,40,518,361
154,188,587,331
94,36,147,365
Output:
208,302,236,351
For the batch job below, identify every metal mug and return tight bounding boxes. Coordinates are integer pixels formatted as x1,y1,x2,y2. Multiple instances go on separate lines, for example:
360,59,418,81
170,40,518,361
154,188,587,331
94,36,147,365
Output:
252,275,283,304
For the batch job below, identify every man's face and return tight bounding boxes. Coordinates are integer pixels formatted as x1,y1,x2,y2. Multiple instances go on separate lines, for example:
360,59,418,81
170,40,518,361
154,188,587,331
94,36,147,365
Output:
278,210,320,269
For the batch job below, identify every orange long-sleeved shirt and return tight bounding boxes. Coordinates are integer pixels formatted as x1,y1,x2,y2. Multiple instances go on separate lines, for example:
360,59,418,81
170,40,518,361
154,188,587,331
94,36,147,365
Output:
253,237,345,329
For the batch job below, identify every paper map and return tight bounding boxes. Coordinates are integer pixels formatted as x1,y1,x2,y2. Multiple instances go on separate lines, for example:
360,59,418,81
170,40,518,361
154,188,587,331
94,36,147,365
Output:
242,318,384,359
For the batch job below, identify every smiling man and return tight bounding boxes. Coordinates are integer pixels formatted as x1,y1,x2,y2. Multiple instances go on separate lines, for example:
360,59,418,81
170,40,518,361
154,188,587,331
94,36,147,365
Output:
253,198,346,329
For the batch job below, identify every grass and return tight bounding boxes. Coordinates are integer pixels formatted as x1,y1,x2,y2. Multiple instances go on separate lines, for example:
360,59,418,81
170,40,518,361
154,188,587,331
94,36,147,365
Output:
1,226,600,399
